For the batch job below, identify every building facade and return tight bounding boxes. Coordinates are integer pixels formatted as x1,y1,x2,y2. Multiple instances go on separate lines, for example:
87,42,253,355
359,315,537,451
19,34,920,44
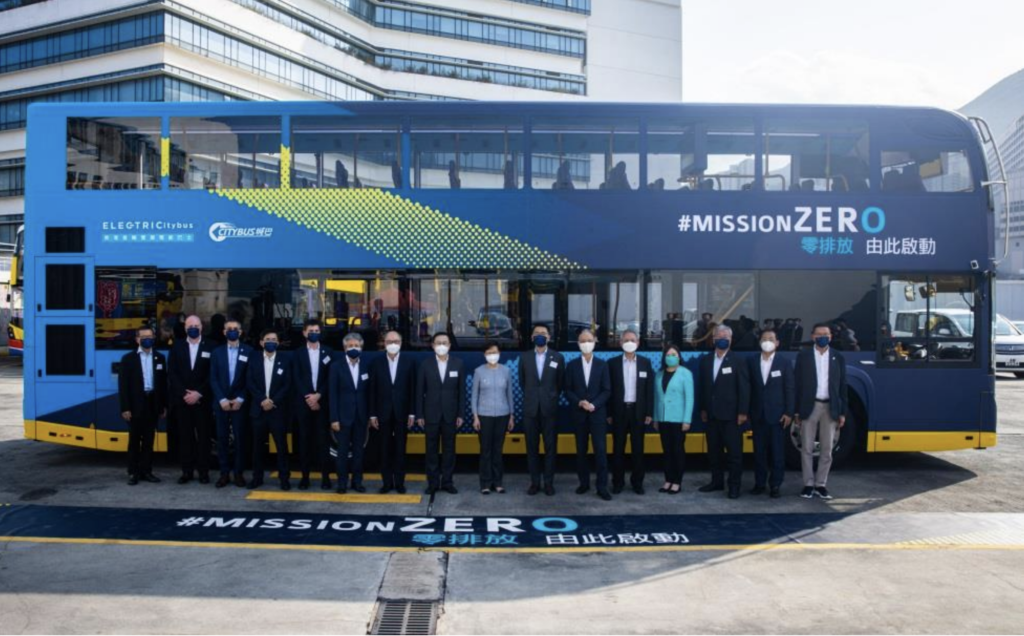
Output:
0,0,684,243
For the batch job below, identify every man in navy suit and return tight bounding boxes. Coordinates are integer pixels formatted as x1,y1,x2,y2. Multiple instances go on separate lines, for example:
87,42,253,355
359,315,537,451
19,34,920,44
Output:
369,330,417,494
246,328,292,491
330,332,371,494
168,314,216,485
794,323,849,500
749,329,795,498
292,318,334,491
698,324,751,499
118,326,168,485
415,332,465,495
518,324,564,496
210,320,254,488
565,329,613,501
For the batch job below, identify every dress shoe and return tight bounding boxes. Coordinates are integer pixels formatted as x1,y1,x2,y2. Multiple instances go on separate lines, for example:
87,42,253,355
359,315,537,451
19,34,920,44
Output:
280,480,291,491
215,475,230,488
633,485,645,495
127,475,138,486
611,484,624,495
668,486,681,495
575,485,590,495
141,474,161,483
321,478,333,490
698,482,724,493
770,487,781,499
814,486,833,500
598,491,612,501
336,485,348,494
396,485,407,494
750,485,767,496
658,486,669,493
527,483,540,496
544,484,555,496
352,484,366,493
234,474,246,488
198,473,210,485
800,486,815,499
444,485,458,494
379,485,393,494
177,474,191,485
298,477,310,491
727,487,740,499
247,478,263,490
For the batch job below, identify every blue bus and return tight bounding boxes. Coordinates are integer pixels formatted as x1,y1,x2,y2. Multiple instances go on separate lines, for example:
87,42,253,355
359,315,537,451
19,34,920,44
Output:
23,100,1004,465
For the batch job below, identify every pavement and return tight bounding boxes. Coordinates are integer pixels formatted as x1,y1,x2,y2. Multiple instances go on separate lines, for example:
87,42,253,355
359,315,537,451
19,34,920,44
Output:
2,356,1024,634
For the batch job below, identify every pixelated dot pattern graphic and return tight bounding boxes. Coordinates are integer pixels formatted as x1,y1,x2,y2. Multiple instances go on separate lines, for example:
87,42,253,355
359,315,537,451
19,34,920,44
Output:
209,187,586,270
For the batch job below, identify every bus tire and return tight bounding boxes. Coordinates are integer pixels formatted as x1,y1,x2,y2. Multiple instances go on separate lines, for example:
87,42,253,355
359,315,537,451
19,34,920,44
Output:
784,411,858,471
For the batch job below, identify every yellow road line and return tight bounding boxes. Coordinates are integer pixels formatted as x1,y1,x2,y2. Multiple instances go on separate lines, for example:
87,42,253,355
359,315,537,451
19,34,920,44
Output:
245,491,422,504
270,472,427,482
3,536,1024,554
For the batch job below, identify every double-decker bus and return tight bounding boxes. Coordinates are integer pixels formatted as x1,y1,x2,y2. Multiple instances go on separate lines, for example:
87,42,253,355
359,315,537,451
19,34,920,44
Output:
6,224,24,356
22,100,1003,464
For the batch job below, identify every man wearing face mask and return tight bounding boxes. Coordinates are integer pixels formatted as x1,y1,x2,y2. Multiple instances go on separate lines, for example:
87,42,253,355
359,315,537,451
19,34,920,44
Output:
210,320,255,488
118,326,168,485
168,315,216,485
330,332,371,493
608,329,655,495
246,329,292,491
748,329,795,498
565,329,613,501
292,318,334,491
369,330,417,494
794,323,848,500
416,332,465,495
697,324,751,499
518,324,564,496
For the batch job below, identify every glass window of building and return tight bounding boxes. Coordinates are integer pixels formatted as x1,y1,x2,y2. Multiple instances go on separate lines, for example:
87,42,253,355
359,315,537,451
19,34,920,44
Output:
291,116,403,189
411,116,524,189
169,116,281,189
764,119,870,192
531,118,640,191
881,149,974,193
66,117,161,190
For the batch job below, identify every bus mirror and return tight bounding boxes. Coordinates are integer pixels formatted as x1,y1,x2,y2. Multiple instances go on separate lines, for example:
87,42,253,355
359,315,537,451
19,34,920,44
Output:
904,285,916,302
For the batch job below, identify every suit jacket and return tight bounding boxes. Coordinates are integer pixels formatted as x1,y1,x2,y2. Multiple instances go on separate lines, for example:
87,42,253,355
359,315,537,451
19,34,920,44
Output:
329,356,371,427
748,354,795,425
167,338,216,409
518,348,564,418
654,367,694,424
564,356,612,426
608,354,655,422
291,345,334,412
246,352,292,419
210,343,255,405
118,349,168,417
794,348,848,421
368,353,417,422
415,356,466,424
698,350,751,421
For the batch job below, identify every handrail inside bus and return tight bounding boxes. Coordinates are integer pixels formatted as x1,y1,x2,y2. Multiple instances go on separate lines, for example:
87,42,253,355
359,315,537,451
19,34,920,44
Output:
969,116,1009,266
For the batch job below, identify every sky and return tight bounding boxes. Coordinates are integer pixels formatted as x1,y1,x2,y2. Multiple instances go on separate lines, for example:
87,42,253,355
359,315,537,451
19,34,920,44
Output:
680,0,1024,109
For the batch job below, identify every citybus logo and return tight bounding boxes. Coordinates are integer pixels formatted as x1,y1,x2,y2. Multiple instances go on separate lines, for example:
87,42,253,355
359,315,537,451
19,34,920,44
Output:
208,222,274,242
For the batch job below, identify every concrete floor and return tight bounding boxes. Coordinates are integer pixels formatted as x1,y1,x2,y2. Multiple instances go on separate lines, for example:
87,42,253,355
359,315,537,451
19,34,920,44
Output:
1,358,1024,634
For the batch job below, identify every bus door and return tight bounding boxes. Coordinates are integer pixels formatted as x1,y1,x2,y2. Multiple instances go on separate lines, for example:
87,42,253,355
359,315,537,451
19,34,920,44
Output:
33,257,96,448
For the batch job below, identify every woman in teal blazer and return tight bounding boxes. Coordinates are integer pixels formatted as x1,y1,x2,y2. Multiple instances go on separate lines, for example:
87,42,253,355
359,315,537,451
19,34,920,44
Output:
654,344,694,494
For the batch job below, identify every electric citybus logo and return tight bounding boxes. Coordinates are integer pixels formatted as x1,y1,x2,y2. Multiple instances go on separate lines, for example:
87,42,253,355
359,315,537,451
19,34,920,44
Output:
208,222,274,242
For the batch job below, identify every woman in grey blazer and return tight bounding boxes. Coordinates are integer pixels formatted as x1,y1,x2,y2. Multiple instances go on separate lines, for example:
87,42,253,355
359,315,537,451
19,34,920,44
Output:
471,341,515,494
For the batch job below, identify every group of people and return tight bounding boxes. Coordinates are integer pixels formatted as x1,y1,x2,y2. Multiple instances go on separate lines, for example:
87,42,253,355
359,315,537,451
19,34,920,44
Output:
117,316,847,501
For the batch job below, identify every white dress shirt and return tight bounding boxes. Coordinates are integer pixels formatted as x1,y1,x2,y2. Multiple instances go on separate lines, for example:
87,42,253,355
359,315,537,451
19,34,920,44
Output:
307,345,320,387
348,358,360,388
139,348,154,391
188,339,200,369
582,355,593,387
713,352,726,381
263,353,276,398
761,354,774,385
535,349,547,380
814,348,830,400
388,353,400,383
437,356,448,381
623,355,637,402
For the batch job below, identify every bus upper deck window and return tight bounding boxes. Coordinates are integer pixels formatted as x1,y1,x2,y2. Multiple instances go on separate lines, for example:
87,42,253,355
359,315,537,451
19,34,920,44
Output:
881,149,973,193
291,116,403,190
169,116,281,190
66,117,161,190
531,117,639,191
763,119,870,193
411,116,524,190
673,118,755,192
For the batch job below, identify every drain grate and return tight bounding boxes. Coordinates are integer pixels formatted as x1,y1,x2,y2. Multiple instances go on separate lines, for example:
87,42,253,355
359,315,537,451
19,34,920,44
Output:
369,600,438,635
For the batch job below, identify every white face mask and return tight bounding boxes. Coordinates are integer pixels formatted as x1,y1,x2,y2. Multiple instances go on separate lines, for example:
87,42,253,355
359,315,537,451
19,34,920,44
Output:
434,344,450,357
622,341,638,354
485,353,500,365
386,343,401,355
761,341,777,354
579,341,595,355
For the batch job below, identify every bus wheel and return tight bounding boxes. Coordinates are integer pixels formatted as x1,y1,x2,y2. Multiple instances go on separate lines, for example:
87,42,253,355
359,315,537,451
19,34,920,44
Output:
784,412,858,470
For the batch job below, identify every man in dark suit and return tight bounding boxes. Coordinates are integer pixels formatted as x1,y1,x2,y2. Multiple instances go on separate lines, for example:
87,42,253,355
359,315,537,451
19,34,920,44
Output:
168,314,216,485
369,330,417,494
329,332,371,494
748,329,795,498
698,324,751,499
518,324,563,496
246,328,292,491
210,320,254,488
415,332,465,495
565,329,613,501
292,318,333,491
118,326,168,485
608,329,655,495
794,322,849,500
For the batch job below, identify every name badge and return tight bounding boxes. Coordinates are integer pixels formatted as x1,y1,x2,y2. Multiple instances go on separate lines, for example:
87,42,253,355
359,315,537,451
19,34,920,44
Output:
322,356,331,364
156,364,164,370
361,373,369,381
276,368,284,376
722,367,733,375
239,355,249,363
639,371,648,378
771,370,782,378
549,361,559,368
449,371,459,378
201,351,211,359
